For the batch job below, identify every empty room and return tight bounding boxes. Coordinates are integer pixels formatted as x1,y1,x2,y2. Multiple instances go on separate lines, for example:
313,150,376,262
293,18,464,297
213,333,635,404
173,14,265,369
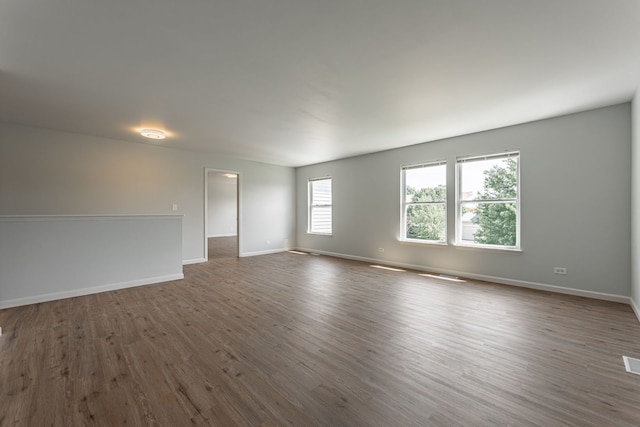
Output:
2,1,640,425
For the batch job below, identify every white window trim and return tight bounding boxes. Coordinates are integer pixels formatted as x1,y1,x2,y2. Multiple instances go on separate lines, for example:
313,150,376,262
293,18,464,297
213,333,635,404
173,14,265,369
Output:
400,160,447,245
308,176,332,236
455,151,521,251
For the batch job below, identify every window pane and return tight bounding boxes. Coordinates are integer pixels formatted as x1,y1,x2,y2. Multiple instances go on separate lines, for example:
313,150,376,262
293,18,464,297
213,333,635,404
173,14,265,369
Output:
460,156,518,201
311,206,332,234
311,179,332,205
460,202,517,246
405,204,446,242
405,164,446,202
309,178,332,234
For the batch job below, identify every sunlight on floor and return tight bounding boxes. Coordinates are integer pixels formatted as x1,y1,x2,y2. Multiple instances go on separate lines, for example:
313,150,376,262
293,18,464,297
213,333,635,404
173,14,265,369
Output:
419,273,466,283
288,250,308,255
370,265,406,272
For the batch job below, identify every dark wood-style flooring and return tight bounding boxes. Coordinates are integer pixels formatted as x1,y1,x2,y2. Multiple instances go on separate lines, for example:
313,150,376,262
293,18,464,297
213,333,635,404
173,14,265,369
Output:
2,242,640,426
208,236,237,260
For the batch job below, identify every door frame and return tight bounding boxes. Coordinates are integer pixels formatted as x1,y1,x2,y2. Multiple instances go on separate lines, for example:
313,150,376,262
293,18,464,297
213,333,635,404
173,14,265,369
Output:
204,168,241,259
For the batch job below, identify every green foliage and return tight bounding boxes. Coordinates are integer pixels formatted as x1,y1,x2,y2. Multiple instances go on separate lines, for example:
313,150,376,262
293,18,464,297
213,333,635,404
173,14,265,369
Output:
405,185,446,241
473,159,517,246
408,185,446,203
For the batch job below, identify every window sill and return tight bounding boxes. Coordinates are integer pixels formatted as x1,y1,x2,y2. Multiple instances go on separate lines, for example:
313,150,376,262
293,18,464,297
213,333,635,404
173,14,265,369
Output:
453,243,522,254
308,232,332,237
399,239,448,248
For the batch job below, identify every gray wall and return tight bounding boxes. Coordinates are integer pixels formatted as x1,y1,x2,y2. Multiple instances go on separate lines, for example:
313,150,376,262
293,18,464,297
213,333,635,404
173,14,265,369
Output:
0,215,183,308
0,122,296,262
207,172,237,237
296,104,632,299
632,92,640,314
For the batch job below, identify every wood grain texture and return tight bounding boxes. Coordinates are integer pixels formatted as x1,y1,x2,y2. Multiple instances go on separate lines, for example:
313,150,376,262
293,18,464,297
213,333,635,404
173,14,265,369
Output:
2,238,640,426
208,236,237,260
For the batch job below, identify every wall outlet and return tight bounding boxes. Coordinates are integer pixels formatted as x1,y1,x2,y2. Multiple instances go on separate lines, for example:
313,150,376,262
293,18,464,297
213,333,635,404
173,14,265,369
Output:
172,203,178,211
554,267,567,275
378,248,385,253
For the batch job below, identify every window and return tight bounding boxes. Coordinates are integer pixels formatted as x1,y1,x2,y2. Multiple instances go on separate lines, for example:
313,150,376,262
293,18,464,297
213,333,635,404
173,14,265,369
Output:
401,162,447,243
456,152,520,249
308,177,332,235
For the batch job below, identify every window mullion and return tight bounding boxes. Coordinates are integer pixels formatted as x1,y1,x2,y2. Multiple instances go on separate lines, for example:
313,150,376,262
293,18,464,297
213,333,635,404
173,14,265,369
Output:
460,199,516,204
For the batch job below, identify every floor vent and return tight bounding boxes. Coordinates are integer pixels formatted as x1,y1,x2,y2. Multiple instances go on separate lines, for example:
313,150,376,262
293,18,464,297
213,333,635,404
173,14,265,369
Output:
623,356,640,375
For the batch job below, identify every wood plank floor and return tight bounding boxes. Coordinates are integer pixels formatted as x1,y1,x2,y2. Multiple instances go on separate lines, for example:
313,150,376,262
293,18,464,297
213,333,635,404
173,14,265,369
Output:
2,248,640,426
208,236,237,260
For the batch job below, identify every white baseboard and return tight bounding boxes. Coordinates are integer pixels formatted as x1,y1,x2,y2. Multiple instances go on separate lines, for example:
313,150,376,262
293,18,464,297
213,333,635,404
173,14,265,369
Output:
295,247,630,304
183,258,207,265
240,248,290,258
0,273,184,310
631,297,640,324
207,234,237,238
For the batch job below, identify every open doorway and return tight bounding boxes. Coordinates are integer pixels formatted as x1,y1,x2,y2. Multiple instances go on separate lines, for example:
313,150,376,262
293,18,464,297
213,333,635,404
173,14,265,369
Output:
204,169,239,260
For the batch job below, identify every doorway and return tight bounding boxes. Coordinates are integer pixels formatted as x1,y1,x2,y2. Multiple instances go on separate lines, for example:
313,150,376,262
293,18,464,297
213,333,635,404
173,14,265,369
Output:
204,169,239,260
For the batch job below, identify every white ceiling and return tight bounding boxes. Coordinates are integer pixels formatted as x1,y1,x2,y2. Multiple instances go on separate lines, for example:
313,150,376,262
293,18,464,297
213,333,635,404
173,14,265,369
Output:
2,0,640,167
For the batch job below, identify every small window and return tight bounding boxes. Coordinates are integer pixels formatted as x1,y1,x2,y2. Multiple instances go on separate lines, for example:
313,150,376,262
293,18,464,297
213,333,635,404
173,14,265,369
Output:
456,152,520,249
401,162,447,243
308,177,332,235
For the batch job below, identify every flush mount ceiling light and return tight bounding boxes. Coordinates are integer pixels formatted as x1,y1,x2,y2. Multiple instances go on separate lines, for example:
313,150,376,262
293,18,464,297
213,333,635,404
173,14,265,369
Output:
140,129,166,140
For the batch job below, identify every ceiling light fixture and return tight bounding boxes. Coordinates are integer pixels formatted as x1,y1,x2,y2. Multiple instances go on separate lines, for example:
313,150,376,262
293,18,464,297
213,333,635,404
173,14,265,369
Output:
140,128,166,140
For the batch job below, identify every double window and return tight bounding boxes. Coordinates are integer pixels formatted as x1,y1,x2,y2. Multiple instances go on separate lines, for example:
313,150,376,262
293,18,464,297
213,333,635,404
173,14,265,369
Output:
308,177,332,235
401,162,447,243
399,151,520,250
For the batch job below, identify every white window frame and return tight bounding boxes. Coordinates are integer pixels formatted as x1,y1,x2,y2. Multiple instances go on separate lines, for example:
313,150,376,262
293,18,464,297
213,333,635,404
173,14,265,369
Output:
455,151,520,250
401,161,447,244
308,177,332,235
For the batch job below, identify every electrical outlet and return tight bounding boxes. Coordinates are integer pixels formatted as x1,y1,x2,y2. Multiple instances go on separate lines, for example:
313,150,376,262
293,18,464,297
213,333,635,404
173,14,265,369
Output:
172,203,178,211
378,248,385,253
554,267,567,275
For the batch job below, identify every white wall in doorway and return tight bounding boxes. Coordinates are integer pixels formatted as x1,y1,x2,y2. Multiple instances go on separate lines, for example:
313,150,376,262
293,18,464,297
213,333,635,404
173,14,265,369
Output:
207,172,237,237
